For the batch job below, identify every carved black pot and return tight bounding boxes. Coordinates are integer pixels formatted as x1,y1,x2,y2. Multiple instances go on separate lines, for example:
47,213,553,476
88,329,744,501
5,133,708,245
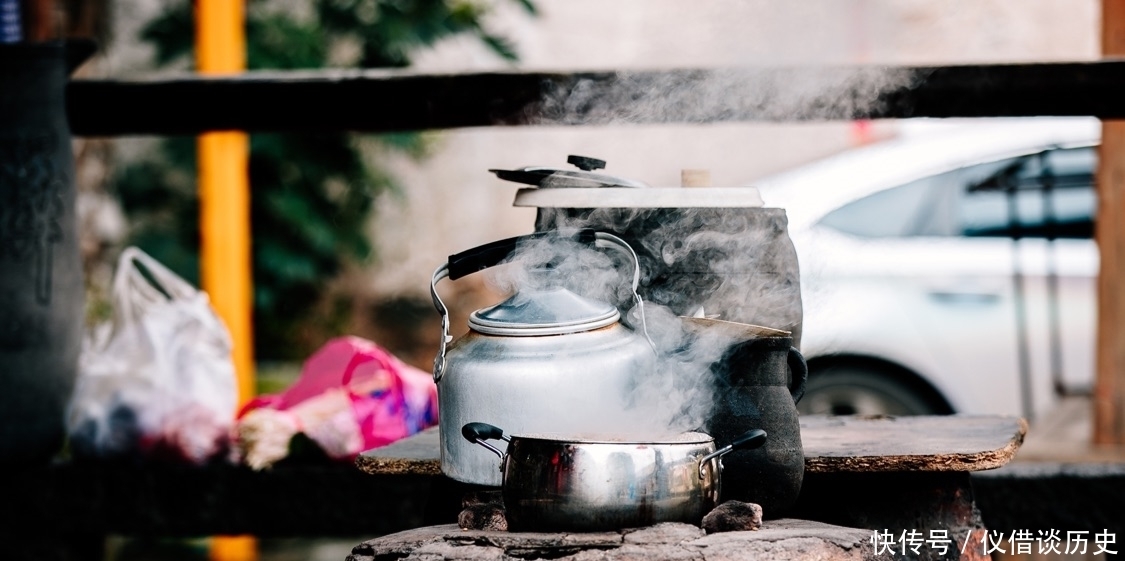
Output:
0,42,87,465
706,333,807,517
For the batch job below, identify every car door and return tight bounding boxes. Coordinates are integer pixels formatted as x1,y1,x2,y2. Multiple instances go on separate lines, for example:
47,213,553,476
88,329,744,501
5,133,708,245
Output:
954,146,1099,400
803,160,1030,416
803,146,1097,419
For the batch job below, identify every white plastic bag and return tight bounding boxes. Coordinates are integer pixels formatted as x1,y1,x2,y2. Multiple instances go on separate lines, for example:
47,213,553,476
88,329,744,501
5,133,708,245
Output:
68,247,237,463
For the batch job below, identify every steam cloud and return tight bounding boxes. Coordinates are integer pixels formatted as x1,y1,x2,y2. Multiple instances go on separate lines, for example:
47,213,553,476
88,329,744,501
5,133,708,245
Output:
475,66,914,438
532,66,923,126
484,206,800,439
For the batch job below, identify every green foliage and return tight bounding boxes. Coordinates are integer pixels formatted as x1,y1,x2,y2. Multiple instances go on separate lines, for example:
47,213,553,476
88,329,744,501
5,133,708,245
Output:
115,0,533,359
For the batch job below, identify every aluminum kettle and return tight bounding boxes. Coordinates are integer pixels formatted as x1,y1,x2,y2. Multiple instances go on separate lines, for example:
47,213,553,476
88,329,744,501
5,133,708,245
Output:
430,230,657,486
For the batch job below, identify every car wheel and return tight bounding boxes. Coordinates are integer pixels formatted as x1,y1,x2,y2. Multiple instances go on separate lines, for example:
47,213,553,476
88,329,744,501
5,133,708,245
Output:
797,366,941,416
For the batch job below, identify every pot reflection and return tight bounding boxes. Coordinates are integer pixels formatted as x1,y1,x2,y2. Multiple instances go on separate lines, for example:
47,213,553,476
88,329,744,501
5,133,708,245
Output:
464,425,765,532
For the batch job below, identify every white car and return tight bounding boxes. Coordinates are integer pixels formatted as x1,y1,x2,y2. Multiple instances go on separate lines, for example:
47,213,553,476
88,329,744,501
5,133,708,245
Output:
755,118,1100,420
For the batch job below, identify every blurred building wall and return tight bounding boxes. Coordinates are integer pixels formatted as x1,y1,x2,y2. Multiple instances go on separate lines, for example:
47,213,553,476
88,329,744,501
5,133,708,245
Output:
363,0,1099,301
85,0,1101,364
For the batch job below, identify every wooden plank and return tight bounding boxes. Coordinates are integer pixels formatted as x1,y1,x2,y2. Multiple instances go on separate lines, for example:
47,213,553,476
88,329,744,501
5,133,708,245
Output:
800,415,1026,474
1095,0,1125,445
356,415,1028,477
356,426,442,476
66,61,1125,136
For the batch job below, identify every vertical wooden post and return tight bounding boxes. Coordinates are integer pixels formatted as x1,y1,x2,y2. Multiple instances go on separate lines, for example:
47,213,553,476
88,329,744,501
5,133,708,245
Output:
19,0,55,41
196,2,256,560
1094,0,1125,445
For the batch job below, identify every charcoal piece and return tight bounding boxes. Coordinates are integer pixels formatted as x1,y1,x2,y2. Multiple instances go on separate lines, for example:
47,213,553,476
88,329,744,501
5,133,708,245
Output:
458,502,508,531
701,500,763,534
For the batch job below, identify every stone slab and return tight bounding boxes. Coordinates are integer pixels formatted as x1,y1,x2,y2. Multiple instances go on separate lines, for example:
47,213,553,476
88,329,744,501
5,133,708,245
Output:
356,415,1027,476
973,462,1125,539
348,520,889,561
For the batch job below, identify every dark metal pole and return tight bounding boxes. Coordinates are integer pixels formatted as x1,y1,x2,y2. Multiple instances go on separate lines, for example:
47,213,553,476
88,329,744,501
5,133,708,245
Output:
1007,176,1035,422
1039,152,1067,397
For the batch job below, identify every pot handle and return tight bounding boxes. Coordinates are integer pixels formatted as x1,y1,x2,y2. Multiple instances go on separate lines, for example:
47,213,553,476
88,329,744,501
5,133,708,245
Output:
461,422,511,462
430,230,648,382
698,429,767,479
787,347,808,404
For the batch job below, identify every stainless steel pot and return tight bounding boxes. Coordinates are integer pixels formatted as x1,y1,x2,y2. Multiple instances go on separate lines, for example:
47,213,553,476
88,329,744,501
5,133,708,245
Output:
462,422,767,531
431,230,658,486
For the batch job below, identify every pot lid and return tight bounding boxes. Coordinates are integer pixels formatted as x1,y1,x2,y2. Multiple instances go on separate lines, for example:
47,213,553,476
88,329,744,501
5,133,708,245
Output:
490,155,650,189
468,286,620,336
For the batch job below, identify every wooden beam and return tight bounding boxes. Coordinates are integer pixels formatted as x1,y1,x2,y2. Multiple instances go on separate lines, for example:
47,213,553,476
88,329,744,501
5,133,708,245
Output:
1095,0,1125,445
66,61,1125,136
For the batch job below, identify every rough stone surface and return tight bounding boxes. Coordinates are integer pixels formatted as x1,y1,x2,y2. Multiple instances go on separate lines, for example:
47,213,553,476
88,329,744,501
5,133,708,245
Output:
621,522,705,544
973,462,1125,544
348,520,889,561
795,472,985,561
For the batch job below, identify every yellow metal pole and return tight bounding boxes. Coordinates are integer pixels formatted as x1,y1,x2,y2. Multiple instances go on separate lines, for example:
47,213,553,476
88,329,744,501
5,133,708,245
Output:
196,0,254,408
196,1,256,560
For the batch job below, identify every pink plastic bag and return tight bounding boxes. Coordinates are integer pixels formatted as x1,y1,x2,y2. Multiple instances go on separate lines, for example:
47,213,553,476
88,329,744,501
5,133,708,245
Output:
235,337,437,469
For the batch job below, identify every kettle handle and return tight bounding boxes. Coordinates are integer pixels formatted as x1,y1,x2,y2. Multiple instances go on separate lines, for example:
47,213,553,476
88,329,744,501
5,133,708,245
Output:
430,230,648,382
787,346,808,404
446,229,597,281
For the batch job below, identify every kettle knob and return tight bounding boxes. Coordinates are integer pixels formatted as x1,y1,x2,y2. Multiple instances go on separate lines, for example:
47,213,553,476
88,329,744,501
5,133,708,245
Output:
567,155,606,171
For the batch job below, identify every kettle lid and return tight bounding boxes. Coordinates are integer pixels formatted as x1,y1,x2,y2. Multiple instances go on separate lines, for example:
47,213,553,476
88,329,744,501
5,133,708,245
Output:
468,287,620,336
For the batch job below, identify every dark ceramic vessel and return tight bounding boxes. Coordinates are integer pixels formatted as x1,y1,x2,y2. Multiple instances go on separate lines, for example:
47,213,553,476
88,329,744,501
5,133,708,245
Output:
707,335,807,517
0,43,88,465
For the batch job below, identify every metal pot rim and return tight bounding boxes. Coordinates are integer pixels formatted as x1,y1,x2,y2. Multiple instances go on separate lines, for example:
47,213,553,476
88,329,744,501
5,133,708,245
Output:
508,430,714,446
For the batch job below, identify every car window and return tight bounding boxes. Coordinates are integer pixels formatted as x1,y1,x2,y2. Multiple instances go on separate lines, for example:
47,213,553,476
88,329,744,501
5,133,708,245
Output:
817,176,940,238
818,147,1097,240
959,147,1096,239
819,159,1011,238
